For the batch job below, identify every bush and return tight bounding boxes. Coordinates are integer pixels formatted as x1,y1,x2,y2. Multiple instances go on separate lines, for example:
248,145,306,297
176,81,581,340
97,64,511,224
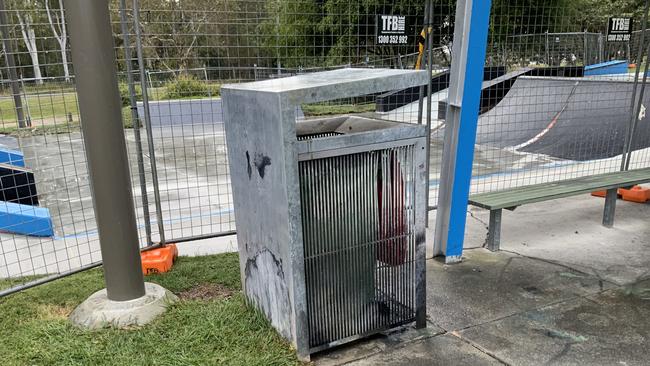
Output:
164,74,211,99
118,82,142,106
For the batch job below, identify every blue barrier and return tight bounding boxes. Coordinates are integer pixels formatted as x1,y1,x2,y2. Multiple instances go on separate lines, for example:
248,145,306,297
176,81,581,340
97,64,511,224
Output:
0,201,54,237
0,147,25,167
585,60,629,76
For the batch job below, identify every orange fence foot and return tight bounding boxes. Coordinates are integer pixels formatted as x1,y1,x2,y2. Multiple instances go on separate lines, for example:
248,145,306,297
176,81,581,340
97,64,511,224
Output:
619,186,650,203
591,190,607,198
141,244,178,276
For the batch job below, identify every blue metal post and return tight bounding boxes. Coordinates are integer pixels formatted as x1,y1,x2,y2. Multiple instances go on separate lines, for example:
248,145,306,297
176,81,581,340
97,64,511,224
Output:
433,0,492,263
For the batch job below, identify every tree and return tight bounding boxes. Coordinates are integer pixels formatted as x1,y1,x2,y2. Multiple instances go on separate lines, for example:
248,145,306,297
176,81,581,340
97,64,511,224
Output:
44,0,69,82
318,0,428,67
566,0,646,32
133,0,212,73
14,1,43,84
259,0,324,68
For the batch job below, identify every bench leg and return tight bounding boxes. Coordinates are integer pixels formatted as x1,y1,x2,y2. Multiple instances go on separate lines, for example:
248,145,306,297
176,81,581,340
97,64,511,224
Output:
487,209,502,252
602,188,617,228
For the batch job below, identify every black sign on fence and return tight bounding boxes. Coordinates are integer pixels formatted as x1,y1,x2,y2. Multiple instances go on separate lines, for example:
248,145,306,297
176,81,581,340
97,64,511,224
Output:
376,15,409,45
607,17,633,42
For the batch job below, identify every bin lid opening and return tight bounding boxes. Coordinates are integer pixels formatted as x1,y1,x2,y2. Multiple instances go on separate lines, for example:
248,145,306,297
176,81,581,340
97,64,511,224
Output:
296,115,404,141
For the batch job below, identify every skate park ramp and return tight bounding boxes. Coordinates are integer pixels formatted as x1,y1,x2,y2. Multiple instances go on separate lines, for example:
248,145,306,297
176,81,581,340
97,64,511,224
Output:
374,66,507,113
380,68,534,124
437,66,584,119
476,76,650,161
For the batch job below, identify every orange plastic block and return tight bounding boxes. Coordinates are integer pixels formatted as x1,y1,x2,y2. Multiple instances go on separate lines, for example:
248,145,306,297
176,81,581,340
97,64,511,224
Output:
141,243,178,275
619,185,650,203
591,189,624,198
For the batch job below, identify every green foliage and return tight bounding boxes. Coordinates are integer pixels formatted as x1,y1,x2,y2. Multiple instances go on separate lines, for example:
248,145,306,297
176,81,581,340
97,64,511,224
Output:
318,0,428,66
118,82,143,107
0,253,301,366
7,0,650,82
259,0,326,68
565,0,646,32
164,74,211,99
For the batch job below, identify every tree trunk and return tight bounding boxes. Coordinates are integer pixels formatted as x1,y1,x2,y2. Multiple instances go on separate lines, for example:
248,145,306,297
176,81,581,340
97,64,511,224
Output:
61,48,70,82
45,0,70,82
17,12,43,84
25,27,42,84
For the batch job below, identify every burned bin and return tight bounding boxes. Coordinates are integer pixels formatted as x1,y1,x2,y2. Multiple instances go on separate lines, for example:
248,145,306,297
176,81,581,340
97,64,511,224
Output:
221,68,428,359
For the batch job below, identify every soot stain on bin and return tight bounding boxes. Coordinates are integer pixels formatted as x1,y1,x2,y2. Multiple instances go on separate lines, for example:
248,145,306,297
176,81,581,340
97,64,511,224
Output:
245,151,252,179
244,247,291,338
245,248,285,279
253,153,272,178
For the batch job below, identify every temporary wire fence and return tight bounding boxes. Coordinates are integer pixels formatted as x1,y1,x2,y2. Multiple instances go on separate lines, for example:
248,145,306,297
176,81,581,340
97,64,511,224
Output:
463,0,650,200
1,0,650,297
0,2,157,296
0,0,446,296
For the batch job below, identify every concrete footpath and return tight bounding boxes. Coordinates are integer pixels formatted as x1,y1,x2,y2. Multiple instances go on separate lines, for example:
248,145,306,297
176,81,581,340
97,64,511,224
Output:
314,194,650,365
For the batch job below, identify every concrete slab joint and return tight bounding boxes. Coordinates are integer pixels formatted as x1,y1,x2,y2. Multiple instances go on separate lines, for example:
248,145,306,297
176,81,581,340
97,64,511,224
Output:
69,282,179,329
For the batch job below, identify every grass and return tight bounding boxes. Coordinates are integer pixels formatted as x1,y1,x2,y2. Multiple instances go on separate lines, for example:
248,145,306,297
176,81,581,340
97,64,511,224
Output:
0,253,301,366
0,82,76,97
0,122,82,137
0,84,220,137
302,103,376,117
0,274,46,291
0,84,368,137
0,92,79,125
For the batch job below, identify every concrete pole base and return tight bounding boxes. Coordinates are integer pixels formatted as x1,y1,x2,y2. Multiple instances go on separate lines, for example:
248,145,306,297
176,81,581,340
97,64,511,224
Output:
69,282,178,329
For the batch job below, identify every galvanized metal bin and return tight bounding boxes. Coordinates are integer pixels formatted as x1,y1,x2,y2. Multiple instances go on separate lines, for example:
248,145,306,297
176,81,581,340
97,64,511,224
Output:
221,68,428,359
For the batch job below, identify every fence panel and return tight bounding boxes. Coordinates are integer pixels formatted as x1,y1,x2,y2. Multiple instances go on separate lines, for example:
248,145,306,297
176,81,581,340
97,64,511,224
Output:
0,0,451,295
464,0,650,200
3,0,650,296
0,3,159,295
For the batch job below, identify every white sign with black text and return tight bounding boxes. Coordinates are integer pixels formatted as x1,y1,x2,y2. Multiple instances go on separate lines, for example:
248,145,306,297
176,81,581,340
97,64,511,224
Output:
607,17,633,42
376,15,408,45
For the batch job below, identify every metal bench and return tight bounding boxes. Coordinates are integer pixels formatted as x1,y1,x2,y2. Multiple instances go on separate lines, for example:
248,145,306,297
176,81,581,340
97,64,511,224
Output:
468,168,650,251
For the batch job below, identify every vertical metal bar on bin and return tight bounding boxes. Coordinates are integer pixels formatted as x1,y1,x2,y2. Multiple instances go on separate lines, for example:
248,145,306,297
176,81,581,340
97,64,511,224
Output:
433,0,492,262
0,1,27,128
64,0,145,301
119,0,152,247
133,0,166,245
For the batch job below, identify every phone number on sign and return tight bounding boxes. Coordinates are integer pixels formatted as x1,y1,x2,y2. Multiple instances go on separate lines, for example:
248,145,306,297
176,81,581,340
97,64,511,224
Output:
377,35,408,44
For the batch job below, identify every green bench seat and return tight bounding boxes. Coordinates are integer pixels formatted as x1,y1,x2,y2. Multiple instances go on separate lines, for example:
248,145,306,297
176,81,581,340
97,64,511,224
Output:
468,168,650,251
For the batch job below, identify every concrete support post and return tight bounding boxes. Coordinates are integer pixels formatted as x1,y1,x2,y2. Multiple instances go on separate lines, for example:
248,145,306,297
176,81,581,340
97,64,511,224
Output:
65,0,177,330
64,0,145,301
433,0,492,263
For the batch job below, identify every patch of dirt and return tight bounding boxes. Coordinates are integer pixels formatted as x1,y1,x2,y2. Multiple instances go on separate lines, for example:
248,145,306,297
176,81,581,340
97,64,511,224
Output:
178,283,234,301
37,304,74,320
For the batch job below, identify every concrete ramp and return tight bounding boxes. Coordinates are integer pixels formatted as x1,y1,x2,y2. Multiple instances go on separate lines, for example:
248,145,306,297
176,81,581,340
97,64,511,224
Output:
477,76,649,161
476,77,576,147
